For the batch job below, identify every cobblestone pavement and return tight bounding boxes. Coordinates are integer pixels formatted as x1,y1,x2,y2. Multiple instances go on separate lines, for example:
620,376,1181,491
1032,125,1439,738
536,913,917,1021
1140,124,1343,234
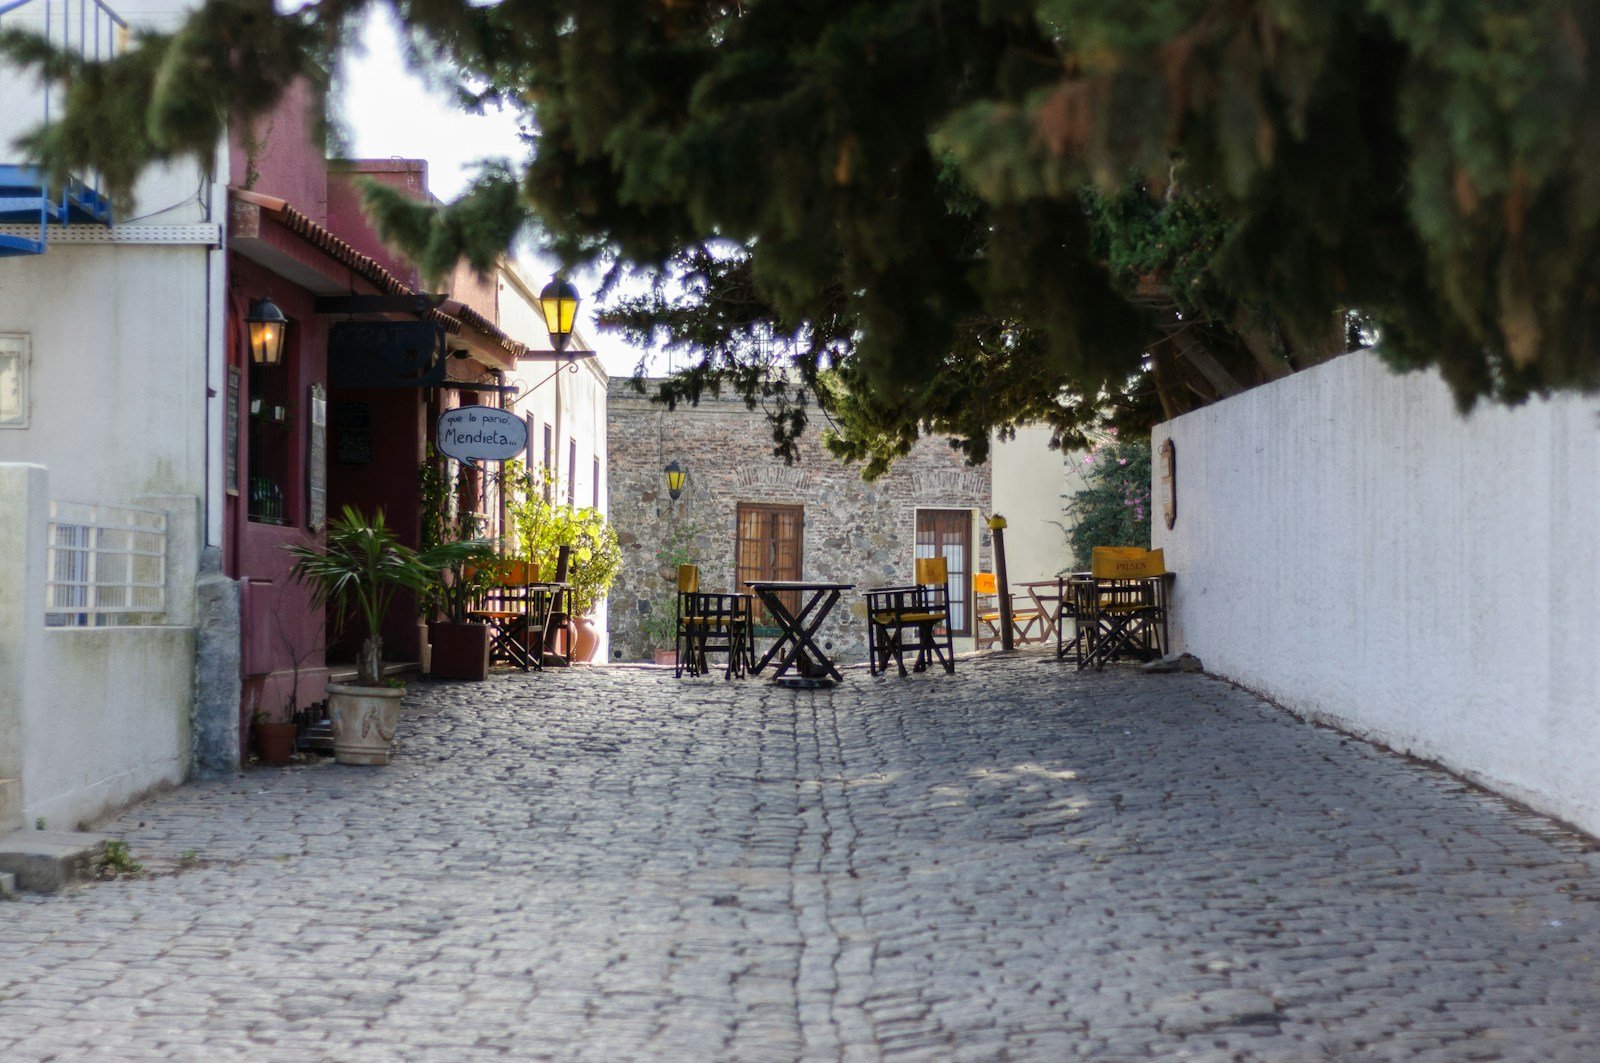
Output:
4,656,1600,1061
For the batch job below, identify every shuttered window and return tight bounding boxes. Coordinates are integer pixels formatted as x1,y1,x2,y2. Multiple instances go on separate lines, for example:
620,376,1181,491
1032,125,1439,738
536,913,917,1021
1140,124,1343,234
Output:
915,509,973,635
736,503,804,620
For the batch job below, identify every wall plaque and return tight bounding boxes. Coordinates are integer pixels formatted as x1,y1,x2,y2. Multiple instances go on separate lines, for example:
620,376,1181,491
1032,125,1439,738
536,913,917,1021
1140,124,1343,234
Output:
225,366,241,496
308,383,327,532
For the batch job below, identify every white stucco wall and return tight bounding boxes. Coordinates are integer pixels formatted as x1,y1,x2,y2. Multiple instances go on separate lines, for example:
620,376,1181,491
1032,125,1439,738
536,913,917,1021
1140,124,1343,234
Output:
990,424,1080,580
496,264,611,655
0,244,212,503
1,0,211,227
1153,349,1600,834
0,218,213,829
0,465,195,831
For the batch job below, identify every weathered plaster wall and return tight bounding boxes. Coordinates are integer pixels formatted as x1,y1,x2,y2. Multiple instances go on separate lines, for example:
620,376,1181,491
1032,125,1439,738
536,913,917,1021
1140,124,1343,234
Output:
0,245,210,505
607,382,992,663
0,464,195,832
1154,349,1600,835
326,159,428,288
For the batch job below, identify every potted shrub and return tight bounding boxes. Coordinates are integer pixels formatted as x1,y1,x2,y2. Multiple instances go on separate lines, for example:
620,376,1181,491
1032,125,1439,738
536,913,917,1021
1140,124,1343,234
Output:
641,595,679,666
287,506,477,765
508,477,621,664
421,539,502,681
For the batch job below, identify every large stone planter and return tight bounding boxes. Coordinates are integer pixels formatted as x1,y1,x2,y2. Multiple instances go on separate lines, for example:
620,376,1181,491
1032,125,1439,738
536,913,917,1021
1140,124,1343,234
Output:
326,683,404,765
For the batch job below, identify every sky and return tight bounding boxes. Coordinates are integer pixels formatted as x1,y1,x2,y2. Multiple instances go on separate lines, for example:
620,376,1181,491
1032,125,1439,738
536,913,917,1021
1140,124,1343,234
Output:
336,9,651,378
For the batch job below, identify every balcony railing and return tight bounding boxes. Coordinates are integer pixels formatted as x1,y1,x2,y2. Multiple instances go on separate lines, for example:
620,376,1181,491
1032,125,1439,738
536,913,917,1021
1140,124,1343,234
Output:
0,0,126,253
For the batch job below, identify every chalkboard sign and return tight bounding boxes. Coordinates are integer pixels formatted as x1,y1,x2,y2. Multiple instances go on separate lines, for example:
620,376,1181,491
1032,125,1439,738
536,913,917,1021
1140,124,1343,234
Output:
308,383,327,532
225,367,241,496
337,401,372,465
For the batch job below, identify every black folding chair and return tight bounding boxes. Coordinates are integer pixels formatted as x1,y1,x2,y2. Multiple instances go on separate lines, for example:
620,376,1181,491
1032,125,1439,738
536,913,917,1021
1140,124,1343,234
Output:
864,556,956,677
673,565,750,679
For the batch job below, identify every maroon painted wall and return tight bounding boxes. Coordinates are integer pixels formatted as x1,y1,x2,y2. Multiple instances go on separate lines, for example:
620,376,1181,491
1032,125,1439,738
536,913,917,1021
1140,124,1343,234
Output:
326,385,428,661
326,159,429,288
230,80,329,225
227,254,330,742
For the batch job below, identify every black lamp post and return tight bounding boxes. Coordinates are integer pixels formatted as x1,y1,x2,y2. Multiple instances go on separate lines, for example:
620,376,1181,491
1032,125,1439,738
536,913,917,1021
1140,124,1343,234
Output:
246,297,288,366
539,275,580,354
664,460,686,500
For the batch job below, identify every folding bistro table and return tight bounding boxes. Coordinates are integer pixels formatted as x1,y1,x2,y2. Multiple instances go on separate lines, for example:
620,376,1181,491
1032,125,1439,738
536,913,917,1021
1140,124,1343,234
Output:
745,580,854,688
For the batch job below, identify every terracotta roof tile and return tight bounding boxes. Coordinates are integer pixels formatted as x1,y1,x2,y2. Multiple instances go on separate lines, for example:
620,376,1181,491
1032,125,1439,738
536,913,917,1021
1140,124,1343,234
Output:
229,187,527,358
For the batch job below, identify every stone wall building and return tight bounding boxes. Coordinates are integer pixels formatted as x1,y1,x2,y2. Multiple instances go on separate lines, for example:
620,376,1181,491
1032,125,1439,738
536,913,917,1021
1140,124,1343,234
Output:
607,380,992,663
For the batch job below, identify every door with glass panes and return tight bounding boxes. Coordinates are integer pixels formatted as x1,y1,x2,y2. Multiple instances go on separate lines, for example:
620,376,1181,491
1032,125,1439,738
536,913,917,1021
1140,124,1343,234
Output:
915,509,972,636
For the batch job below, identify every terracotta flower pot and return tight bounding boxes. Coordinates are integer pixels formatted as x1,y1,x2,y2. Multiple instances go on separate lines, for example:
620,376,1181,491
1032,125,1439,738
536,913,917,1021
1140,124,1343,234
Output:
572,616,601,663
654,648,677,667
255,721,297,766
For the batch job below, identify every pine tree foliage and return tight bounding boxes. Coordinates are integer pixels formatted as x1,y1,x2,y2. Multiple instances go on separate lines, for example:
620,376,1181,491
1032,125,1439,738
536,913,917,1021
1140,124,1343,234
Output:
10,1,1600,470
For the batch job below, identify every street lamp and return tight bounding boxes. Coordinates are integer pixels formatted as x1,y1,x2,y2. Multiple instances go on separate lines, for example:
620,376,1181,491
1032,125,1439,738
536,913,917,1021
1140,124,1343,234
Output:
246,297,288,366
664,460,687,500
539,275,580,354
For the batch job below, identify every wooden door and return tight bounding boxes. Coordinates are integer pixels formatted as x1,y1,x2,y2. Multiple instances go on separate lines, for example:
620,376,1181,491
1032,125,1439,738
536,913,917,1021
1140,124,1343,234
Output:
915,509,973,635
736,503,804,619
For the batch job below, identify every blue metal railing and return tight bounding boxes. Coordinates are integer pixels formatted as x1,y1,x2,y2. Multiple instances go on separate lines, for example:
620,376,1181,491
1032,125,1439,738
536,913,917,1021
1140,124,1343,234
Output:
0,0,126,253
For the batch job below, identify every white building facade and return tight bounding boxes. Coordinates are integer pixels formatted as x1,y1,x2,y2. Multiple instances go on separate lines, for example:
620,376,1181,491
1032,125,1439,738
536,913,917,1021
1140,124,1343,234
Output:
0,0,225,830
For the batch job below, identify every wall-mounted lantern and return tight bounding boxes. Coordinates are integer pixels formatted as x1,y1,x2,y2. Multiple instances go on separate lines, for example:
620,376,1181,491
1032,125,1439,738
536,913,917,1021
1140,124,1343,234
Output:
246,297,289,366
664,460,687,500
539,275,580,354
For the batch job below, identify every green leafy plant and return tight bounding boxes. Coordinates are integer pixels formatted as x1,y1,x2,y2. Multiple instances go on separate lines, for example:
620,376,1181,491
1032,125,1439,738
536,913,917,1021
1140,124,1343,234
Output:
99,840,143,878
654,519,704,575
640,596,680,652
418,450,508,624
507,470,622,616
1062,436,1152,571
425,539,506,625
287,506,482,686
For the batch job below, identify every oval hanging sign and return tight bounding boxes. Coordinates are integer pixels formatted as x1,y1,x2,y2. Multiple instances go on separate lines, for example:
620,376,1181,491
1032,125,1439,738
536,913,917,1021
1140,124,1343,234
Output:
436,406,528,464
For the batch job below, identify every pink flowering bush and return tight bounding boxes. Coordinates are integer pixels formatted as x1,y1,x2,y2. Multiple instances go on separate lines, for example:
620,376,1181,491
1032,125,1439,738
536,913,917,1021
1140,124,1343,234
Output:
1064,436,1152,569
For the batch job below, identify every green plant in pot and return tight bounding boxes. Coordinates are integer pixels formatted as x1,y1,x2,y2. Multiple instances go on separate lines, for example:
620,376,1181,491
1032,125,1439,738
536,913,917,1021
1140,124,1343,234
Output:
287,506,480,763
422,538,504,681
508,475,621,663
640,595,680,665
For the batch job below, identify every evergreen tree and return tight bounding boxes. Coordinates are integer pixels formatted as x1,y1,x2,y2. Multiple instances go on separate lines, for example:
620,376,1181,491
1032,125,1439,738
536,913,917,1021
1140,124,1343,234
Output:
9,1,1598,470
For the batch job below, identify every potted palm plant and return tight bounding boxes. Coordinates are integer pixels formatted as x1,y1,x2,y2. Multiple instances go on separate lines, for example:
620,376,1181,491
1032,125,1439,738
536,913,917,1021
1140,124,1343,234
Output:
287,506,478,764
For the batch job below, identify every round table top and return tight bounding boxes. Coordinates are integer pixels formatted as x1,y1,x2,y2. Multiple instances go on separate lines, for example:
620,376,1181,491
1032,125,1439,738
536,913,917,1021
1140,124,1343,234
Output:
744,580,855,591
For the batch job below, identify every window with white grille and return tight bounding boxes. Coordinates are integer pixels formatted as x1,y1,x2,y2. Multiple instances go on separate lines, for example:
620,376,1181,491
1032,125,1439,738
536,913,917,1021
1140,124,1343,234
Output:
46,501,167,627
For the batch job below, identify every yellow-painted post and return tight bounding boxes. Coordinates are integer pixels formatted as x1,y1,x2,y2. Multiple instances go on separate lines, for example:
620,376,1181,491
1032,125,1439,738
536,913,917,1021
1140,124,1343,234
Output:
989,514,1013,652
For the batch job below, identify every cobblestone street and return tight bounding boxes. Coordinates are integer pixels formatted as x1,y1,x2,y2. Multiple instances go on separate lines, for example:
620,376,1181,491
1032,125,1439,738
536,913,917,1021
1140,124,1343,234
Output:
4,656,1600,1060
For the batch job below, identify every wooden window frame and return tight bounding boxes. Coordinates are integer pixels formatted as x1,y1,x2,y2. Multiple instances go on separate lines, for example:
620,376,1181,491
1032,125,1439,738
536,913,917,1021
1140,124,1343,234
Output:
736,502,805,620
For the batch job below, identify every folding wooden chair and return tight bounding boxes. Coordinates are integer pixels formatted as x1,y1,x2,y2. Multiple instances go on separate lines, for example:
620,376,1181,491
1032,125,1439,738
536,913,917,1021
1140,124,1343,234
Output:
673,564,750,679
973,572,1047,649
1076,547,1170,670
538,545,573,667
467,560,551,671
865,556,956,677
